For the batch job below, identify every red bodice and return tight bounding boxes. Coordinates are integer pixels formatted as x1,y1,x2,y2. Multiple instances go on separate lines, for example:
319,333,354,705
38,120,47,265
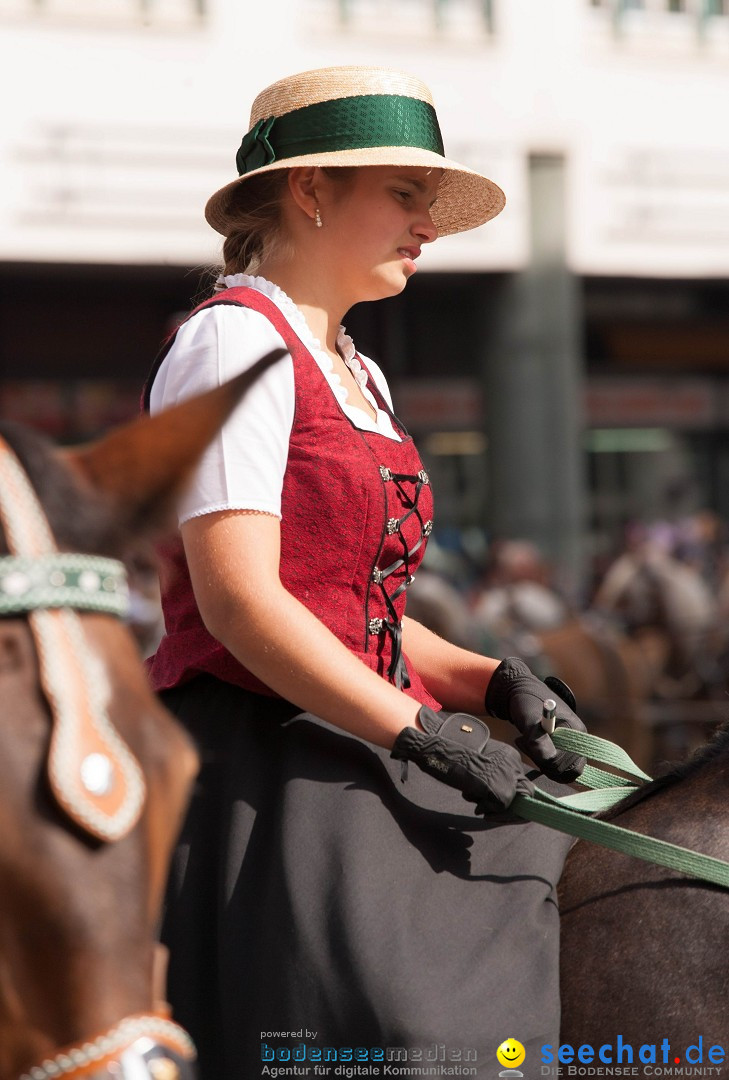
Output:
146,287,440,711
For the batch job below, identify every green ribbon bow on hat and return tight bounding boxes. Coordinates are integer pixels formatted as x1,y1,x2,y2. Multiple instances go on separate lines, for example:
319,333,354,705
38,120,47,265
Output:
236,116,276,175
233,95,446,178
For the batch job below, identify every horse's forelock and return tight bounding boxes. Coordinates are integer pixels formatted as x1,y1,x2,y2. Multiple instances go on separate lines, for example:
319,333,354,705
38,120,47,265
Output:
0,422,125,557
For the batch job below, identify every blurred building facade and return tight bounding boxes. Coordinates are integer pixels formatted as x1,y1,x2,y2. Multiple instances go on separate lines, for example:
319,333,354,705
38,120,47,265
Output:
1,0,728,597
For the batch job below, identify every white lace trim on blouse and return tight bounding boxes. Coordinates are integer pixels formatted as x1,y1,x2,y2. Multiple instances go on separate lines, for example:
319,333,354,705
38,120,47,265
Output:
149,274,403,524
216,274,401,441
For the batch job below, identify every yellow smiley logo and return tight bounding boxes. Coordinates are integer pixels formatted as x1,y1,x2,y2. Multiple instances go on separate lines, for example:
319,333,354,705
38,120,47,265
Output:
496,1039,526,1069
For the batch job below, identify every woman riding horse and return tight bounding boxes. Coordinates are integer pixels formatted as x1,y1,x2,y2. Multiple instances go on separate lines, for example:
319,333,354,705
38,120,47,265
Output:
144,65,587,1077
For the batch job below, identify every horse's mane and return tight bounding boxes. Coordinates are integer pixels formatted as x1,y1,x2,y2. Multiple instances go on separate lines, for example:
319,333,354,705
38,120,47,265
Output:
659,714,729,780
0,421,123,557
603,715,729,819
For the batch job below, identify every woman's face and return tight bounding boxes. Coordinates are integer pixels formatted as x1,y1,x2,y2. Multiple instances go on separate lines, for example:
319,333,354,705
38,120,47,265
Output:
316,165,441,303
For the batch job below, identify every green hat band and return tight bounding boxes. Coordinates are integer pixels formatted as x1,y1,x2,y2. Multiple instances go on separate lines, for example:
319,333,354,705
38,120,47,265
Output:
235,93,445,176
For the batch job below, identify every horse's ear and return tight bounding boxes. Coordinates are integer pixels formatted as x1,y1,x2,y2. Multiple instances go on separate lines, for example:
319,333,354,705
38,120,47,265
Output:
62,349,286,533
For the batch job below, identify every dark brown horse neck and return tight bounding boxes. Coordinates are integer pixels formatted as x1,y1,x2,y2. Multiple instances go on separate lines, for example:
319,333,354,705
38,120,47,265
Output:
559,722,729,1046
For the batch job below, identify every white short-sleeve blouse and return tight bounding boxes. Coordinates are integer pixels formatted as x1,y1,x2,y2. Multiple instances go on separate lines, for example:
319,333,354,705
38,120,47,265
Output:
149,274,402,524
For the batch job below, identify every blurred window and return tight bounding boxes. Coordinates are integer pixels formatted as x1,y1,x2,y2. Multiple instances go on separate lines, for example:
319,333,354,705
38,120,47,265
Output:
590,0,727,14
589,0,729,35
6,0,206,24
308,0,494,36
588,1,684,11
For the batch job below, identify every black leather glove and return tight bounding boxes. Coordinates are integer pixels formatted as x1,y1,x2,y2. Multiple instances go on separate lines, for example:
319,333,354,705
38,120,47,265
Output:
484,656,586,783
391,706,534,814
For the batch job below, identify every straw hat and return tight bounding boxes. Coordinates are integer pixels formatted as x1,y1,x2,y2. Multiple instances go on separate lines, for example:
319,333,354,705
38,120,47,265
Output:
205,66,505,238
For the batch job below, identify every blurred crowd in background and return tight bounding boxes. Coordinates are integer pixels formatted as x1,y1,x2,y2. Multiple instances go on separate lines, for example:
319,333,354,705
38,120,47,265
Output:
408,515,729,771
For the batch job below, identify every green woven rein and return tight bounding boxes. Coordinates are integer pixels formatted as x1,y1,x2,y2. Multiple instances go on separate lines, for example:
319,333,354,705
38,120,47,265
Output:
0,553,129,618
511,728,729,889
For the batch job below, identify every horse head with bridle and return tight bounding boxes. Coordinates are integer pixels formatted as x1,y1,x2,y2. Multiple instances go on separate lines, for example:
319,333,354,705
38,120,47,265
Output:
0,351,283,1080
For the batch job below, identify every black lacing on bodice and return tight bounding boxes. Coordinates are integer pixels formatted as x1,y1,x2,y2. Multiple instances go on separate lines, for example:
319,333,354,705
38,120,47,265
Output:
368,466,433,690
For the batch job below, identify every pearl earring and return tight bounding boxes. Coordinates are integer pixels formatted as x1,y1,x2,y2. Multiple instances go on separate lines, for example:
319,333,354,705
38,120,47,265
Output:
315,208,323,228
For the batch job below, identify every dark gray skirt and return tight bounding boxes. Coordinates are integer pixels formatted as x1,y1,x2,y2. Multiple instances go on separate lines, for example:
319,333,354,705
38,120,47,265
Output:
160,675,572,1079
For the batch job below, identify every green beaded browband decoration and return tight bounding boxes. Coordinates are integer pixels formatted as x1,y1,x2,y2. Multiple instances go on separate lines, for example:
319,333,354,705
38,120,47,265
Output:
0,553,130,618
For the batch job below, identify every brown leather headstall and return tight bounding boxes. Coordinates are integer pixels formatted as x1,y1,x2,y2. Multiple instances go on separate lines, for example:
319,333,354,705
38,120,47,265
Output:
0,435,145,842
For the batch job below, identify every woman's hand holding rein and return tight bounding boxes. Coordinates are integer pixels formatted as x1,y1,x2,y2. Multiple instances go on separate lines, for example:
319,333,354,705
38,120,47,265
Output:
391,708,534,814
485,656,587,783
